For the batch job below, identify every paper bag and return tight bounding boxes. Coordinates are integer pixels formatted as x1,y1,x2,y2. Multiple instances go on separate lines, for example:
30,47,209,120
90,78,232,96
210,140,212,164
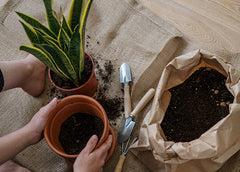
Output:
130,49,240,172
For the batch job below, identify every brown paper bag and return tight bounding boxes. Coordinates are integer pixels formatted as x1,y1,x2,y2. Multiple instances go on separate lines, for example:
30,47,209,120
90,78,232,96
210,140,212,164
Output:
131,49,240,172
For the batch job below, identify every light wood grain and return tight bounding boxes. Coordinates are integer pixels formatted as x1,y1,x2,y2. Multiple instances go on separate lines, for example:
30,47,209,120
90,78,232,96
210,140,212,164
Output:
140,0,240,60
124,85,132,118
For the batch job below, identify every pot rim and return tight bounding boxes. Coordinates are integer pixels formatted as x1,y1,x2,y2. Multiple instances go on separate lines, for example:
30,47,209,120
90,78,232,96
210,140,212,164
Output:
44,95,109,159
48,52,95,92
50,102,108,158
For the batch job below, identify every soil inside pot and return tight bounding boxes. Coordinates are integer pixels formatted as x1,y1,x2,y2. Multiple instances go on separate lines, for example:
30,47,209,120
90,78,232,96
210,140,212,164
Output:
161,67,234,142
51,56,92,89
59,113,104,155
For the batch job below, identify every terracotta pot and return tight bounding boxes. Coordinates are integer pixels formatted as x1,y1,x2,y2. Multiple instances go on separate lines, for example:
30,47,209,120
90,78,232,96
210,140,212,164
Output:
44,95,116,165
48,52,98,96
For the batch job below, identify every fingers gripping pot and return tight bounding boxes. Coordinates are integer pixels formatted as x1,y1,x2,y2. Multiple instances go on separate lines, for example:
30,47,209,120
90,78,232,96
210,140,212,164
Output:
44,95,116,165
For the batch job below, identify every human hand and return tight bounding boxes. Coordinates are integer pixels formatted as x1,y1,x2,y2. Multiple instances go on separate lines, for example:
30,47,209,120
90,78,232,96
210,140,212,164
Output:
25,97,57,144
73,134,113,172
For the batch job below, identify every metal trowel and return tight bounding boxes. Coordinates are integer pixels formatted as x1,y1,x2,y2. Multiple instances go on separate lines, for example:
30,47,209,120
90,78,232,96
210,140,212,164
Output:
120,63,132,118
117,88,155,143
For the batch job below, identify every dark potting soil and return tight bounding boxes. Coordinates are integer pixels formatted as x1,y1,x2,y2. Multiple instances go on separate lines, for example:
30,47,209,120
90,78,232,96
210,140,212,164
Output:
161,67,234,142
95,86,124,121
59,113,104,155
51,56,92,89
93,58,124,121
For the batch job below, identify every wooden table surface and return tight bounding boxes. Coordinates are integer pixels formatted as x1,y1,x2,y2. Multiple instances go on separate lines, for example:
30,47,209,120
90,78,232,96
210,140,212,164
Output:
139,0,240,171
141,0,240,67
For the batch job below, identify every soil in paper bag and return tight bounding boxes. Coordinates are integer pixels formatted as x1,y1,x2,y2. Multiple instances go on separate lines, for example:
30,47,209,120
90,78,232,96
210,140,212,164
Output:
161,67,234,142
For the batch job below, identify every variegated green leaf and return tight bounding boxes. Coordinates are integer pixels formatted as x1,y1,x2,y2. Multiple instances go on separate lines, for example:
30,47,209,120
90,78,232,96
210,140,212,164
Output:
68,0,84,31
34,27,59,45
16,11,56,39
34,29,50,44
79,0,93,76
32,43,72,81
19,21,39,45
35,41,78,86
19,45,67,80
62,15,72,38
69,25,80,80
43,0,61,35
57,27,70,52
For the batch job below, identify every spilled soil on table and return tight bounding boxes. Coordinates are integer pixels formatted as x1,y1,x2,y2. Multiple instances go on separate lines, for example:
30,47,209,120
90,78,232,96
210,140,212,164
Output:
92,56,124,122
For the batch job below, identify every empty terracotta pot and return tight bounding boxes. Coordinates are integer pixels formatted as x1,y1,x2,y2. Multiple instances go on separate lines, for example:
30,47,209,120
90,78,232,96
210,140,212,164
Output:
48,52,98,96
44,95,116,165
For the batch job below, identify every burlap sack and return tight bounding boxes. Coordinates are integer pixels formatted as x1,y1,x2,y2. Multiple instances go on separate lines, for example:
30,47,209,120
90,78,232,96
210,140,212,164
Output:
0,0,181,171
131,49,240,172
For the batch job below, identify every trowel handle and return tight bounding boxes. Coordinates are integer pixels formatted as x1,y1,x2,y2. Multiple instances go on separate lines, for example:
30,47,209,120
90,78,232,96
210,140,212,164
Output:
114,155,126,172
124,85,132,118
131,88,155,117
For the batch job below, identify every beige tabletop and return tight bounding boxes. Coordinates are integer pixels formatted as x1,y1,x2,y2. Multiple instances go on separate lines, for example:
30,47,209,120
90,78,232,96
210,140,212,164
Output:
141,0,240,63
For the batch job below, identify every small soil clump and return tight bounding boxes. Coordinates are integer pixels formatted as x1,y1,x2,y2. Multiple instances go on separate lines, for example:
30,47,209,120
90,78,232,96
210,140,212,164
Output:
93,58,124,121
59,113,104,155
95,86,124,121
161,67,234,142
50,56,92,89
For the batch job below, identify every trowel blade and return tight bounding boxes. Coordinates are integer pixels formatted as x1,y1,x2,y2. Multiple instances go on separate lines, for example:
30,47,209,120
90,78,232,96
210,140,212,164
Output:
120,63,132,85
117,117,135,143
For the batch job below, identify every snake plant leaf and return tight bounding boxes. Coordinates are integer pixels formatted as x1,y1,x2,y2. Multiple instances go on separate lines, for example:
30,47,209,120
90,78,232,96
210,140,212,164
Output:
62,15,72,38
35,30,47,44
19,21,39,45
35,42,78,86
57,27,70,52
34,27,59,45
32,43,72,81
16,11,56,39
79,0,93,76
60,6,63,17
69,25,80,80
43,0,61,36
68,0,84,31
19,45,68,80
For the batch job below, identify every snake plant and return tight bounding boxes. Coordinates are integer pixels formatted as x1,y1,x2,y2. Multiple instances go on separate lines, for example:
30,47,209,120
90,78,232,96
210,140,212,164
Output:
17,0,93,87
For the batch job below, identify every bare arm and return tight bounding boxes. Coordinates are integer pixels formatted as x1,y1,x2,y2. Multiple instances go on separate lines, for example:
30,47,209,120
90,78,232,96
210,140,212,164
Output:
0,98,57,164
0,126,33,164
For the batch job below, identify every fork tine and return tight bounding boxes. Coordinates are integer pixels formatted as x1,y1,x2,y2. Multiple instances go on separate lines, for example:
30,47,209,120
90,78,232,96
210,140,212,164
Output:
124,136,131,153
121,142,124,153
126,137,138,153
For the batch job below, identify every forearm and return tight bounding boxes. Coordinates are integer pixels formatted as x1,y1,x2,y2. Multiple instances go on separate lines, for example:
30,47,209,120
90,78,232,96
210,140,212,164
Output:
0,98,57,165
0,126,33,164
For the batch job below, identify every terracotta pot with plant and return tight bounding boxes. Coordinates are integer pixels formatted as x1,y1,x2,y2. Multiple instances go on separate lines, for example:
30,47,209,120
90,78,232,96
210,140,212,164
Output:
17,0,97,96
44,95,116,165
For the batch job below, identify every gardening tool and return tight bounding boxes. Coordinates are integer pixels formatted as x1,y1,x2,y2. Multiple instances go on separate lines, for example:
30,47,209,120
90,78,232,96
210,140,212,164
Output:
114,137,138,172
117,88,155,143
120,63,132,118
